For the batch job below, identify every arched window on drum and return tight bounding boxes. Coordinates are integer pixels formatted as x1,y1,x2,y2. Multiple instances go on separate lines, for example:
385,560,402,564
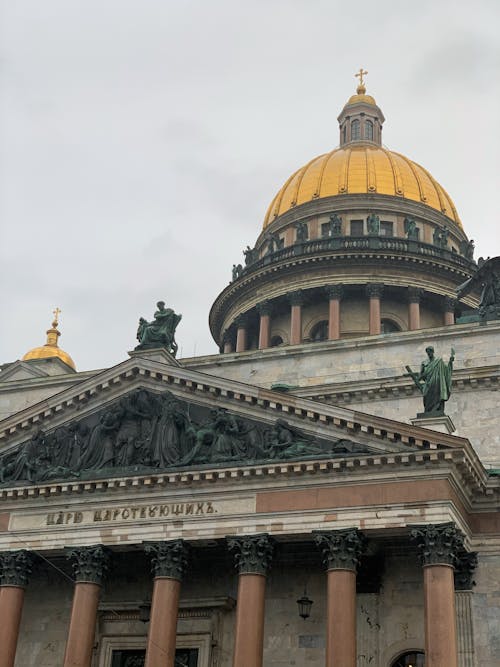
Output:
365,119,374,140
351,119,360,140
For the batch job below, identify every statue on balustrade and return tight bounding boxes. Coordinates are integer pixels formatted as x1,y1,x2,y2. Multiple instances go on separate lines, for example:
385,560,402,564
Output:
329,214,342,237
295,221,309,243
433,226,449,249
366,213,380,235
264,233,284,255
232,264,243,281
135,301,181,357
405,346,455,415
404,217,419,240
243,245,256,266
459,239,475,260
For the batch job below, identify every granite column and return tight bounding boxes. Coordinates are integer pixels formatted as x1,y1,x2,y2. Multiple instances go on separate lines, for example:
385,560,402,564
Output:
227,534,274,667
144,540,189,667
314,528,365,667
63,545,110,667
0,550,33,667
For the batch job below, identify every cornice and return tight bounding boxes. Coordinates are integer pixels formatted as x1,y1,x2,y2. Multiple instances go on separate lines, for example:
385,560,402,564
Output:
292,365,500,405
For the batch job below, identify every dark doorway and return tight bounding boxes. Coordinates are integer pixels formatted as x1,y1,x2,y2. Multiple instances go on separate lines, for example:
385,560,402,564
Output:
391,651,425,667
111,648,199,667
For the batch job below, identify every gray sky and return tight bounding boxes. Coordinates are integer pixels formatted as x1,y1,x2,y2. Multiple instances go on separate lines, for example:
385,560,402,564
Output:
1,0,499,371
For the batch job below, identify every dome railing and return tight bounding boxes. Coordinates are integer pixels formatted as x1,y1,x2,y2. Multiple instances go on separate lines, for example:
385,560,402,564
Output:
233,236,476,283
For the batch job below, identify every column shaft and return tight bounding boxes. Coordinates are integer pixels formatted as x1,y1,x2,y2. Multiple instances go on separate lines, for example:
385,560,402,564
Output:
258,314,271,349
63,582,101,667
223,340,234,354
408,300,421,330
444,310,455,326
232,574,266,667
0,587,25,667
369,296,381,334
328,298,341,340
424,564,458,667
236,326,247,352
290,304,302,345
145,577,181,667
326,569,357,667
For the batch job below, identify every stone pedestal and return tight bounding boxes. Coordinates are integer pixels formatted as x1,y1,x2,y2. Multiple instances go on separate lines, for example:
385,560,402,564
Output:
411,414,456,434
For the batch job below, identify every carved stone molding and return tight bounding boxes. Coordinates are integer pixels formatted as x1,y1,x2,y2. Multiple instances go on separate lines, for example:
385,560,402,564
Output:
288,290,305,307
313,527,366,572
325,285,344,300
227,533,274,576
408,287,424,303
454,550,478,590
144,539,189,581
66,544,111,585
410,522,465,567
365,283,384,299
0,550,33,587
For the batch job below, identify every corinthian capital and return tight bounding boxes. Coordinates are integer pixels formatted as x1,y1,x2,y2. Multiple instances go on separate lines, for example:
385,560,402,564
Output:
314,528,366,572
144,540,189,581
410,522,465,567
0,550,33,588
227,533,274,576
66,544,111,585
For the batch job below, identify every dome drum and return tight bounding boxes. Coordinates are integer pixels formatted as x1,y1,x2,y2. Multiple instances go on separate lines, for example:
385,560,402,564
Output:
215,282,477,354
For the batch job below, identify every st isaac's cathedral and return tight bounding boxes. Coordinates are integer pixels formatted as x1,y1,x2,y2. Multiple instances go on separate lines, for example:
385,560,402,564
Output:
0,74,499,667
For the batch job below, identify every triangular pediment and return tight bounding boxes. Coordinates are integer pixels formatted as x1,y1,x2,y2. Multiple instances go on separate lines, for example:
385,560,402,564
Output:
0,353,479,489
0,360,52,382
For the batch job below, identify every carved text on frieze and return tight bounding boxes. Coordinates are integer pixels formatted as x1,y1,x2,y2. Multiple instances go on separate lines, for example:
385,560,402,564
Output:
45,501,216,526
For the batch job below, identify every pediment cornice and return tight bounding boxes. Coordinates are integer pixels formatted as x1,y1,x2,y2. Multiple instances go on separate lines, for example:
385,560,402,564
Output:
0,355,488,491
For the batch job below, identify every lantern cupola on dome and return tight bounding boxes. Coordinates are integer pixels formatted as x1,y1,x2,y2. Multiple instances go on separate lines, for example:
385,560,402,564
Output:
338,69,385,146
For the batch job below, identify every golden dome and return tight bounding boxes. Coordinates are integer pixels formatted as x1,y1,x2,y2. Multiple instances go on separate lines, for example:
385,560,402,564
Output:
263,144,461,229
22,309,76,371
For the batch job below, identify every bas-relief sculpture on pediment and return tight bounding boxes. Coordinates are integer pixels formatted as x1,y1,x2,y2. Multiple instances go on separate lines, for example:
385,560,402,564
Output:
0,389,373,486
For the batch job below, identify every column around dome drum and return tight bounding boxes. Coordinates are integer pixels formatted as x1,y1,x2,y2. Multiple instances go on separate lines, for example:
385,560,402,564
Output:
408,287,423,331
235,315,248,353
222,331,234,354
257,301,272,349
325,285,344,341
288,291,304,345
443,297,456,326
366,284,383,335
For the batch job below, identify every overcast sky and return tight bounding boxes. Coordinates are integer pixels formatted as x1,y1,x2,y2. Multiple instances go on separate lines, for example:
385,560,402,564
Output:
1,1,499,371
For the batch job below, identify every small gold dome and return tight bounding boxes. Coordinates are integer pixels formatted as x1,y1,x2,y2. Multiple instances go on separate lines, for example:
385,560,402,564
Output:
22,309,76,371
263,144,461,229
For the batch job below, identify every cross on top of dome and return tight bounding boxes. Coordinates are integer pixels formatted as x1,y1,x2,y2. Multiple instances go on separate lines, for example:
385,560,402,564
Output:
355,67,368,94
